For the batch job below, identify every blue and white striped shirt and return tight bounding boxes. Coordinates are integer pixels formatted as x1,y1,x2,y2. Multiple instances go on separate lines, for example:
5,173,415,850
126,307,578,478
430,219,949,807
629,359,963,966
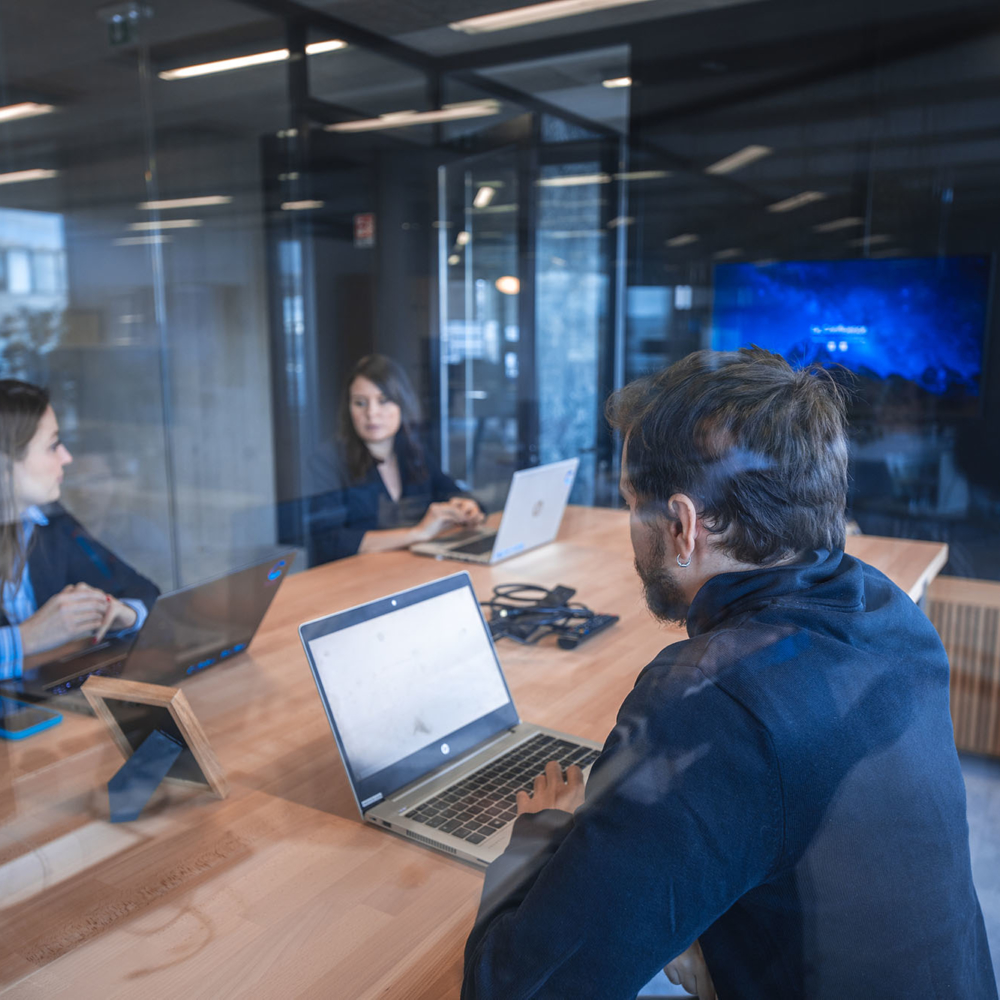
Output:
0,506,147,681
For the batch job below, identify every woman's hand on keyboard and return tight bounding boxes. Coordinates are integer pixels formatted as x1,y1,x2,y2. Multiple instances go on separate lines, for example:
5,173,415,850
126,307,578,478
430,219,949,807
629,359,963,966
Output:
18,584,111,653
516,760,585,816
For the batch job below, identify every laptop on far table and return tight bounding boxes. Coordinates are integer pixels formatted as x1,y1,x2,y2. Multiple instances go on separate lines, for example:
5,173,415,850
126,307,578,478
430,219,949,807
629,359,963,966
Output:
299,570,601,868
11,551,296,700
410,457,579,564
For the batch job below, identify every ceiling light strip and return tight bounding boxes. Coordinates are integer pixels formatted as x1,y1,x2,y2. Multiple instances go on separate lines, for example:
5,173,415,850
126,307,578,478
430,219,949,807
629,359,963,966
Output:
0,102,56,124
138,195,232,210
766,191,826,213
705,145,773,175
326,100,500,133
159,40,345,80
128,219,203,231
450,0,657,34
0,168,58,185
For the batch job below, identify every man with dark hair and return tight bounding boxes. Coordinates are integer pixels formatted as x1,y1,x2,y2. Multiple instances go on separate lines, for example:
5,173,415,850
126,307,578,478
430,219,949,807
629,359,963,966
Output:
462,348,996,999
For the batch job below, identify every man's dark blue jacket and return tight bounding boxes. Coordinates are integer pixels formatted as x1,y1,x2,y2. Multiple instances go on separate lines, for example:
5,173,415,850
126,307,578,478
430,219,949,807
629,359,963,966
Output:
462,549,997,999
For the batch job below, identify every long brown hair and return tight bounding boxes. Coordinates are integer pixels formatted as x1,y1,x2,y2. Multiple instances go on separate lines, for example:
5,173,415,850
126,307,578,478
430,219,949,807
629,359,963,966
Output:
0,380,50,593
339,355,427,484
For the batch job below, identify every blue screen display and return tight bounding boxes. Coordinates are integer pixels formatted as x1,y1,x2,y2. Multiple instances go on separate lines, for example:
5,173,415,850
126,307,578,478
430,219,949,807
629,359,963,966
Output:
711,256,991,396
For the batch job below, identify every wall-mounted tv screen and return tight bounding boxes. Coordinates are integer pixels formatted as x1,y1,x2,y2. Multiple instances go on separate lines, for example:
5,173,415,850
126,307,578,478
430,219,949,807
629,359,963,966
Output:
711,256,991,408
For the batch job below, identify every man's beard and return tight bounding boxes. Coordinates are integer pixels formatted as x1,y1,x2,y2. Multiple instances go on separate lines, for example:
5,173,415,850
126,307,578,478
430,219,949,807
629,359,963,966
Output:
634,530,691,625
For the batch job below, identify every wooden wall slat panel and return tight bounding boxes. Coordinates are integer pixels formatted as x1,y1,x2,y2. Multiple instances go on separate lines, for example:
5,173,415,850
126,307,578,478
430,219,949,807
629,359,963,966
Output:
927,578,1000,757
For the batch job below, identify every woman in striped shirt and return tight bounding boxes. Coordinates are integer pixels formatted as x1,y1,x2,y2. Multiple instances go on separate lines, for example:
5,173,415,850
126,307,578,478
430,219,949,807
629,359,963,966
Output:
0,379,157,681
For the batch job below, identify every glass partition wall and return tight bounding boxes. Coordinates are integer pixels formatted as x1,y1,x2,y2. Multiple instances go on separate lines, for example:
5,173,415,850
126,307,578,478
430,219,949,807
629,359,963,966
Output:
4,0,1000,593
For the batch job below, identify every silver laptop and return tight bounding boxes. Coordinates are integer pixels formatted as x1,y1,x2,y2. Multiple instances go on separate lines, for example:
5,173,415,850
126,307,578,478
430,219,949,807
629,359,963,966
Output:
410,456,579,564
298,571,601,867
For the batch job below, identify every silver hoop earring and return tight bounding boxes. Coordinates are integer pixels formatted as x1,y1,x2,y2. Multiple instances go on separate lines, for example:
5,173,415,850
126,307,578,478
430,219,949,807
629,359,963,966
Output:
677,555,691,568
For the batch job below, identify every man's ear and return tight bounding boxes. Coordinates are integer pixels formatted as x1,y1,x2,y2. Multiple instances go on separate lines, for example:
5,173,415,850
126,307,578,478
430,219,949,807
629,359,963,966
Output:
667,494,699,563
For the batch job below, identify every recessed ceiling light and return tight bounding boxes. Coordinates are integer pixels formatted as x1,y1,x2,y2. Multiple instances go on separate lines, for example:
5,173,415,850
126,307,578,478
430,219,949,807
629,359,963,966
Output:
159,40,345,80
614,170,670,181
114,235,172,246
608,216,633,228
137,195,232,210
327,100,500,132
536,173,611,187
0,168,58,185
128,219,202,230
767,191,826,213
813,216,864,233
450,0,657,34
602,76,632,89
705,145,772,175
0,102,56,124
306,40,347,55
495,275,520,295
281,200,324,210
847,234,892,247
448,254,461,265
473,186,496,208
456,231,471,245
666,233,698,247
713,247,743,259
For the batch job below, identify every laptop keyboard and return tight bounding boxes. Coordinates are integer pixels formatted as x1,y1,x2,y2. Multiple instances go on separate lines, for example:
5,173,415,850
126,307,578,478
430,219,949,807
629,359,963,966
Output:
449,533,497,556
404,733,599,845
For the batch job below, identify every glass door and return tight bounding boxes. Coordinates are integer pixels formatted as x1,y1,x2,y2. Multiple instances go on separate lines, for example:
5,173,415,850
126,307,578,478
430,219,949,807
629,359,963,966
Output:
438,147,524,512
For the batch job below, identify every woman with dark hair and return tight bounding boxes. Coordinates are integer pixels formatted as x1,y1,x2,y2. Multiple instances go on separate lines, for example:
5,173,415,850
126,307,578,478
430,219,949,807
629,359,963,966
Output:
307,355,483,564
0,379,159,681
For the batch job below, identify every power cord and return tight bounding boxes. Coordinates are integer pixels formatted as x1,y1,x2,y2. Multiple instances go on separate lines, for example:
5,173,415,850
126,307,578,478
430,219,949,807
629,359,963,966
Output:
481,583,618,648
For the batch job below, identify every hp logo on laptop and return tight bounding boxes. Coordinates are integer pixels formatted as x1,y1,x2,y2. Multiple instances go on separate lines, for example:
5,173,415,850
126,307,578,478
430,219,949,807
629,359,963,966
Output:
441,743,450,755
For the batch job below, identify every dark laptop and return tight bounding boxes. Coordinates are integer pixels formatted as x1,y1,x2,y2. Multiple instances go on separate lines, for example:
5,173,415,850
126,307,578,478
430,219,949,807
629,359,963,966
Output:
12,551,295,698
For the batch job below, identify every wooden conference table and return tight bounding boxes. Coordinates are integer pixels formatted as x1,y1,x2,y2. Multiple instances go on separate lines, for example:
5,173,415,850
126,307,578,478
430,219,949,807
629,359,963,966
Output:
0,507,947,999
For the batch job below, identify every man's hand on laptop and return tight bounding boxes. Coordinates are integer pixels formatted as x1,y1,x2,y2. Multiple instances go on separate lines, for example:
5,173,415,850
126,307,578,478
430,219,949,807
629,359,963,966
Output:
516,760,585,816
664,939,717,1000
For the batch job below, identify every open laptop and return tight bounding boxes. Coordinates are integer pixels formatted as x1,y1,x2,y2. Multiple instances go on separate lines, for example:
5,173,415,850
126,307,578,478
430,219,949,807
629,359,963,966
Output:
410,457,579,565
299,570,602,867
13,551,296,699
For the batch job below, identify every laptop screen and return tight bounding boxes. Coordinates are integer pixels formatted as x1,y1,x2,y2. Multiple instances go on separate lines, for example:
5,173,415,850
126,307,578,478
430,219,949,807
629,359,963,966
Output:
300,572,519,810
127,552,295,685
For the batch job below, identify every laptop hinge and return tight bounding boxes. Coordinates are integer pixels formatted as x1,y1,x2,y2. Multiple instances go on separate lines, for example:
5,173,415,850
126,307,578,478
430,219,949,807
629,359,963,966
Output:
392,728,518,805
